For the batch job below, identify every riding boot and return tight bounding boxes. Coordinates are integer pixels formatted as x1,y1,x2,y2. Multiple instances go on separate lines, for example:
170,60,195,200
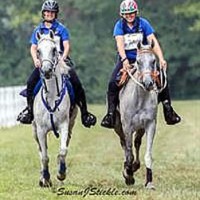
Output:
17,96,34,124
162,100,181,125
158,83,181,125
76,92,97,128
101,91,118,129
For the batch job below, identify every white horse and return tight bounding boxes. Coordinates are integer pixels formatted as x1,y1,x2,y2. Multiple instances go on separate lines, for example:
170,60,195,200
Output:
115,41,162,189
32,31,77,187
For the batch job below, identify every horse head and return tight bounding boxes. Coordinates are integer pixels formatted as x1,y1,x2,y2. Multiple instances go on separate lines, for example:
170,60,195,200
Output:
37,30,59,79
136,41,158,91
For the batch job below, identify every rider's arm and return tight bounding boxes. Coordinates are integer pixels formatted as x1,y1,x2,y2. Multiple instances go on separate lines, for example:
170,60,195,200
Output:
30,44,41,68
147,33,167,69
61,40,70,60
115,35,130,69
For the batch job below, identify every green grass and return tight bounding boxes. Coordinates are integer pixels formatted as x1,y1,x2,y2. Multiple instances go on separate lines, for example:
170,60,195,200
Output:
0,101,200,200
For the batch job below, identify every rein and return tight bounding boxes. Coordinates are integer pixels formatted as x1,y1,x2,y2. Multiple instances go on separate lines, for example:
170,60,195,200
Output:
126,49,167,92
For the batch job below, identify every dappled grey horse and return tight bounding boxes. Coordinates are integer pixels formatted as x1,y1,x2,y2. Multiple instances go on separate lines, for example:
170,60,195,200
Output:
32,31,77,187
115,41,161,189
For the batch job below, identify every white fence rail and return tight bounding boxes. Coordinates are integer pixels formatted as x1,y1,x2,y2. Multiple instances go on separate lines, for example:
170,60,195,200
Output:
0,86,26,128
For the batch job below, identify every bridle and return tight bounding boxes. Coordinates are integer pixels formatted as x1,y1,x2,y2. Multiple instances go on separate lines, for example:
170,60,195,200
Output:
37,37,60,95
38,37,59,77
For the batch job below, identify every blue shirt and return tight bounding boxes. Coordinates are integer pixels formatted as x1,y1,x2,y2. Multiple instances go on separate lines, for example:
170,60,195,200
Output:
30,20,70,53
113,17,155,60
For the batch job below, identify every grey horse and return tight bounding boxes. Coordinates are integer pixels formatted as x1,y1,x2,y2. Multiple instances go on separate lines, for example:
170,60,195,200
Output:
32,31,77,187
115,41,161,189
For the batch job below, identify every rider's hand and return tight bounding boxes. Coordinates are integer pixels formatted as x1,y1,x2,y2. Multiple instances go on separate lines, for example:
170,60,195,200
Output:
160,59,167,70
123,59,132,70
34,58,41,68
59,56,67,65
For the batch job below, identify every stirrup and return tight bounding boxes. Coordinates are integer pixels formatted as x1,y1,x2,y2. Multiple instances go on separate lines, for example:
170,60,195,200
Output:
81,112,97,128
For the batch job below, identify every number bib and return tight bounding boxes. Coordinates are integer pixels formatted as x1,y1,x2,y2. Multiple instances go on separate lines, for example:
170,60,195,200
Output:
124,33,143,50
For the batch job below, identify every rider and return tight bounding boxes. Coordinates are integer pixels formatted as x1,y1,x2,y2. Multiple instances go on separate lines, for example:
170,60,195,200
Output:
101,0,181,128
17,0,96,128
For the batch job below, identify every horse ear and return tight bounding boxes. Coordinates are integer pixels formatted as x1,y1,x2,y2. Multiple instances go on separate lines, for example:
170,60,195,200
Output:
137,41,142,50
36,31,41,40
49,30,54,39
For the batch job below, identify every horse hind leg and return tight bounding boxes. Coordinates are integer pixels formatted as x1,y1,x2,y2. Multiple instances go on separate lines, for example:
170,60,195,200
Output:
132,129,145,172
67,106,78,147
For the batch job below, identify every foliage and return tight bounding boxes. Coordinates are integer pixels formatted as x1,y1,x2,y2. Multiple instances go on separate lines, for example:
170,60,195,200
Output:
0,0,200,102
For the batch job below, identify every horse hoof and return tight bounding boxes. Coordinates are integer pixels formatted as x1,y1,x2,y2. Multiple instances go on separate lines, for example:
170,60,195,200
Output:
122,171,135,185
39,178,52,187
125,177,135,185
145,182,155,190
57,173,66,181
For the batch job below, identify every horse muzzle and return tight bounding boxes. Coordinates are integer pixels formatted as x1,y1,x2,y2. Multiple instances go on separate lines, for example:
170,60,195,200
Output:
142,76,154,91
41,65,54,80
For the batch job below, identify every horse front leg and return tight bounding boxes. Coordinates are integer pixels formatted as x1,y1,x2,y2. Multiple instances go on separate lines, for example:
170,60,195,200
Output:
133,129,145,172
36,128,52,187
57,122,69,181
144,121,156,190
123,132,135,185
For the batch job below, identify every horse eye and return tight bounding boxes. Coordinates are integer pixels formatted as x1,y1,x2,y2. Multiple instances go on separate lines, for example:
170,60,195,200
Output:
52,48,57,55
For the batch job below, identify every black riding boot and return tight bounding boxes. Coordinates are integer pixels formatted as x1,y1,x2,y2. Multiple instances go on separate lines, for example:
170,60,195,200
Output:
76,91,97,128
69,69,96,128
159,85,181,125
162,100,181,125
101,90,119,129
17,96,34,124
101,81,119,129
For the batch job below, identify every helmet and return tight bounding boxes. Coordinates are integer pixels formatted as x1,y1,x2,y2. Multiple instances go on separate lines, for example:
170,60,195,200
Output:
41,0,59,13
120,0,138,15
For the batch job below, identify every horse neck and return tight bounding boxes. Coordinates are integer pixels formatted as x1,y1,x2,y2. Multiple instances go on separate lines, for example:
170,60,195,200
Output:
123,80,157,108
136,84,158,107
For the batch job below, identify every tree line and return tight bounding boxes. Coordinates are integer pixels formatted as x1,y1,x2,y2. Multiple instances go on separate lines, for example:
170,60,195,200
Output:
0,0,199,103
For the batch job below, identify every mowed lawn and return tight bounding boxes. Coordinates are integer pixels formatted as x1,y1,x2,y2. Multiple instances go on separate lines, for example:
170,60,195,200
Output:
0,101,200,200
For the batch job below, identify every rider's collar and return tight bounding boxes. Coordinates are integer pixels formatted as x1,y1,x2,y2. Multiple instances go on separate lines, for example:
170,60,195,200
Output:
122,17,139,29
40,20,58,30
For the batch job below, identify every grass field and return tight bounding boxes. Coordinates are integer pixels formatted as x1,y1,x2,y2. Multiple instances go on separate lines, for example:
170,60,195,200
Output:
0,101,200,200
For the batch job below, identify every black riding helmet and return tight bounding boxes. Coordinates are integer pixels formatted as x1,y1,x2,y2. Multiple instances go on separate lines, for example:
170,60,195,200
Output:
41,0,59,19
